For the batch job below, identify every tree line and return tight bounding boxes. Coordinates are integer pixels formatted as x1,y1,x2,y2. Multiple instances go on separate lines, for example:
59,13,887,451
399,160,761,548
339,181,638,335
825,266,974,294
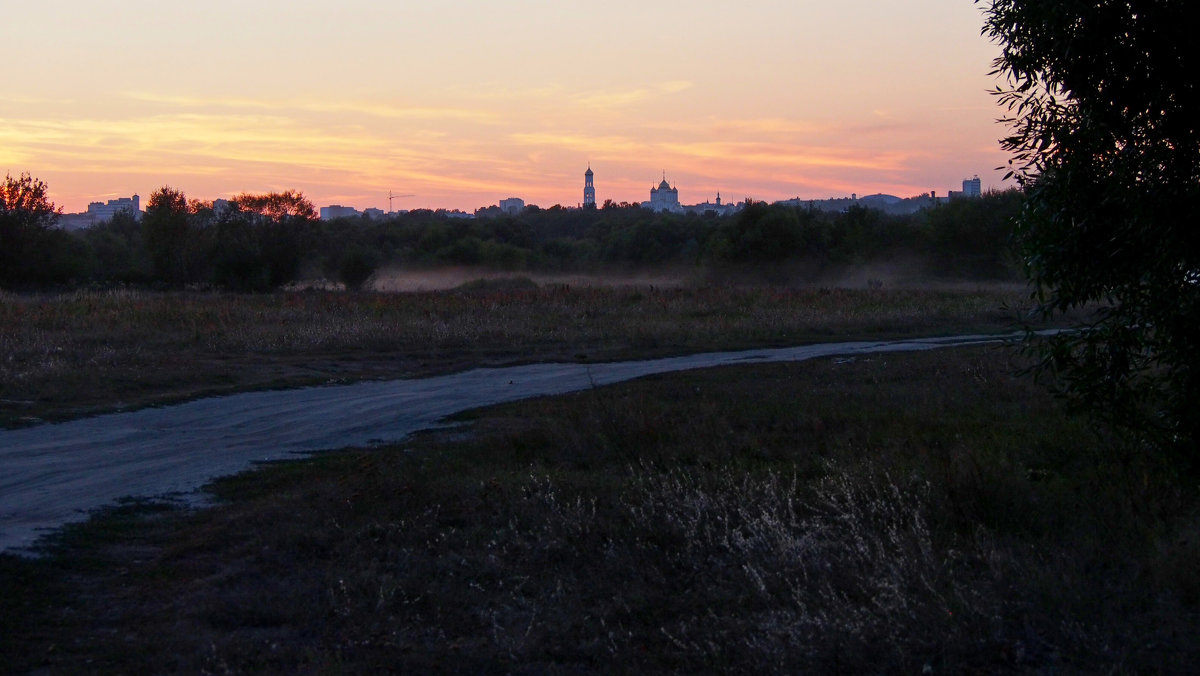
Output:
1,177,1025,291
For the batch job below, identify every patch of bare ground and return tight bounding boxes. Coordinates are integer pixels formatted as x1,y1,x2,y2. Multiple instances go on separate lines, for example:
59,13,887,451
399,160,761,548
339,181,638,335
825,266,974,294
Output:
2,345,1196,673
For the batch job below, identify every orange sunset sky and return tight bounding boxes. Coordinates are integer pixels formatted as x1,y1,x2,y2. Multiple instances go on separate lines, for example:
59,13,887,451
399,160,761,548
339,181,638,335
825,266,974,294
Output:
2,1,1008,213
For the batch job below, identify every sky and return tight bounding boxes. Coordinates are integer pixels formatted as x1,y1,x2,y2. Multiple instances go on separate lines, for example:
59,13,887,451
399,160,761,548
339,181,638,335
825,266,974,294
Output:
1,1,1008,213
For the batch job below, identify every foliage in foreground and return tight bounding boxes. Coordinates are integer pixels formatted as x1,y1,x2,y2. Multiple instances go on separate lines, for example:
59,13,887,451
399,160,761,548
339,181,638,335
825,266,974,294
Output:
983,0,1200,458
3,347,1196,673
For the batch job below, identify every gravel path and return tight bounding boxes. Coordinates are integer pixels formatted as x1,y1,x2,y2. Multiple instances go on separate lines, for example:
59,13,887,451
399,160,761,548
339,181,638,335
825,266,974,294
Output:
0,334,1013,553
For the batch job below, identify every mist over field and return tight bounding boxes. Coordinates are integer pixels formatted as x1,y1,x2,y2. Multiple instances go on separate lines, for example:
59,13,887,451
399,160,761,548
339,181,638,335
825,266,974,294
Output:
367,266,699,293
363,261,1028,294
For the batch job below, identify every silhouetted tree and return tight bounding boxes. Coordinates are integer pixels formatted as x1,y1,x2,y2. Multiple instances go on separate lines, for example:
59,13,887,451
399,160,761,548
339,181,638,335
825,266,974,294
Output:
984,0,1200,457
81,209,152,283
142,186,194,285
716,200,803,262
231,190,318,221
0,173,89,286
1,173,58,286
925,189,1022,278
334,247,379,291
200,192,316,291
0,173,58,228
210,207,268,291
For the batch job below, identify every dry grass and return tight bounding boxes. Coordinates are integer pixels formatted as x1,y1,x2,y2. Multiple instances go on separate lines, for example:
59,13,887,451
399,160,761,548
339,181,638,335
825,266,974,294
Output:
0,283,1038,426
3,345,1196,673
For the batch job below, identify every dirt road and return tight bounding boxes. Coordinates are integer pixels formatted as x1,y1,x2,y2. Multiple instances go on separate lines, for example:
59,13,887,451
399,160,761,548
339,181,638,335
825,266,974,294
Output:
0,334,1012,553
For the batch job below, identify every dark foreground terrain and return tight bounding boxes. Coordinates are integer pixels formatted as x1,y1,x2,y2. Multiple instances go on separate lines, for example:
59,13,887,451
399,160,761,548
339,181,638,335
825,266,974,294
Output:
2,344,1197,673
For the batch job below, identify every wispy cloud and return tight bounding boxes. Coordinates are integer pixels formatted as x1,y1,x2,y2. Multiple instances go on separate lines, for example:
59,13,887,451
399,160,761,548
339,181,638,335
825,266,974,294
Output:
124,91,500,123
572,89,654,108
123,92,275,110
571,81,694,109
660,80,694,94
508,132,643,155
506,128,906,174
300,102,500,122
8,65,1003,212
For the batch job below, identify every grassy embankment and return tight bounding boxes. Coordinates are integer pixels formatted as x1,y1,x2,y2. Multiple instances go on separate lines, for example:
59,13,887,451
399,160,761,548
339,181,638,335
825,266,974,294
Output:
1,282,1034,427
2,342,1198,673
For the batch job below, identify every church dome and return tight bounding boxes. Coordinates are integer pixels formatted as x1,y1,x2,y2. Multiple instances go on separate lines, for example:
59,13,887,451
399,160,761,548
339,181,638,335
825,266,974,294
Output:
658,178,672,190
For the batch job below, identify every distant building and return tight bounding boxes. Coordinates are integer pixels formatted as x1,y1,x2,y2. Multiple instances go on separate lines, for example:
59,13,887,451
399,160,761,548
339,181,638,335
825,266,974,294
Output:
499,197,525,215
682,192,740,217
948,176,982,201
59,194,141,229
85,195,141,222
320,205,360,220
363,208,386,219
856,194,902,209
583,165,596,209
644,175,681,213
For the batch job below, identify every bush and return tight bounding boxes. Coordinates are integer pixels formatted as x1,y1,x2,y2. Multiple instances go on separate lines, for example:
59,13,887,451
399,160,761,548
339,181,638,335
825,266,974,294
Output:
335,248,379,291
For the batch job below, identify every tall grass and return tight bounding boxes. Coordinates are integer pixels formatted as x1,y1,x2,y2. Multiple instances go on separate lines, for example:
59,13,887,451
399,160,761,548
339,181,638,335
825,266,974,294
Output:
4,346,1195,672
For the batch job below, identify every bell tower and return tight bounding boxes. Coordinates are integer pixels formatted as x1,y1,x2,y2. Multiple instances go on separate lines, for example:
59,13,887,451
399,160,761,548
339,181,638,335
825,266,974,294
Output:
583,165,596,209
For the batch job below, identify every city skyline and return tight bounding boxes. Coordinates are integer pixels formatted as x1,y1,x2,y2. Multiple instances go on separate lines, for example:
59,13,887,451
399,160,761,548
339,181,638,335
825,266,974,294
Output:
2,2,1008,213
56,167,988,221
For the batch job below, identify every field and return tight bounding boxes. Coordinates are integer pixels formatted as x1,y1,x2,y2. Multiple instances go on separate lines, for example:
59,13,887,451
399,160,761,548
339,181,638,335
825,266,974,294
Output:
2,282,1031,427
2,281,1196,673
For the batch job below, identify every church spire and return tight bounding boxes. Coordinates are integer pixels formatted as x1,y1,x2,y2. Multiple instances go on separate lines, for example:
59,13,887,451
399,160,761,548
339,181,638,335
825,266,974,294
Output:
583,164,596,208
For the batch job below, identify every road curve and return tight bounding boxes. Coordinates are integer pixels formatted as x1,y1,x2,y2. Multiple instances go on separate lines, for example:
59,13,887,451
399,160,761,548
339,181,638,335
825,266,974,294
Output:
0,333,1014,553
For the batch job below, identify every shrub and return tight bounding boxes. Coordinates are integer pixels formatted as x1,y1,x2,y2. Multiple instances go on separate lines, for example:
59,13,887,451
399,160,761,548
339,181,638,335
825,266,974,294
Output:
335,248,379,291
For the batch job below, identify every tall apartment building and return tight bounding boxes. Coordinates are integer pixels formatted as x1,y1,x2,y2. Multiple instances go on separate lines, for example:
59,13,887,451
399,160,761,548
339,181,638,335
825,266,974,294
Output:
86,195,141,221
